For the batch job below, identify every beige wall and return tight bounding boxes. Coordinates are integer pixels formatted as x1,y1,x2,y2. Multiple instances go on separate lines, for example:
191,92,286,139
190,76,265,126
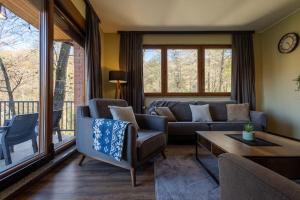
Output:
102,33,120,98
255,10,300,139
143,34,231,45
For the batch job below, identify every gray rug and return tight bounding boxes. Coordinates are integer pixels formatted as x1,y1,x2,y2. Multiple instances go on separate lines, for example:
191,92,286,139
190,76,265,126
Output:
155,153,220,200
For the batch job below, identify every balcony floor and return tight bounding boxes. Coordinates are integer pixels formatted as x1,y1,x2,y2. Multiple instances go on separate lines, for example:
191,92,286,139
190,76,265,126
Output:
0,131,74,172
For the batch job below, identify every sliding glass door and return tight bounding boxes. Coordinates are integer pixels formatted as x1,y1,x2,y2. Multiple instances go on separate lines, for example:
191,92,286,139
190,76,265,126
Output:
0,0,86,187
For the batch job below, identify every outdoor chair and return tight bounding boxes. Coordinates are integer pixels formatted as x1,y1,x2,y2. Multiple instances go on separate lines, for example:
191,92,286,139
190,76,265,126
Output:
0,113,39,165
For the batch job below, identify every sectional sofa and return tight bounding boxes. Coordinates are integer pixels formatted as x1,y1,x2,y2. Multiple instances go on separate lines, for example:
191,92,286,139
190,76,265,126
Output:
147,100,267,141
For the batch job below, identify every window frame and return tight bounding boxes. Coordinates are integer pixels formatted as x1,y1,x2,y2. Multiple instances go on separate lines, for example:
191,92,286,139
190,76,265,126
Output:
143,44,232,97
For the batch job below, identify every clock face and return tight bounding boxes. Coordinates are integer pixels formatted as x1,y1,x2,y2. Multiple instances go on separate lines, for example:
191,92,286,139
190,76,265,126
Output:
278,33,299,53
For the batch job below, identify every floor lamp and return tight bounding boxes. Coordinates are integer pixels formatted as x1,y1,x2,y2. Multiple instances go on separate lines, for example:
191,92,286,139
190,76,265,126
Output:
109,71,127,99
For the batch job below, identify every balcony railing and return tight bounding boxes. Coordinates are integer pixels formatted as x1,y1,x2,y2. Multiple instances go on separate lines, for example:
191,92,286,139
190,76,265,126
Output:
0,101,74,131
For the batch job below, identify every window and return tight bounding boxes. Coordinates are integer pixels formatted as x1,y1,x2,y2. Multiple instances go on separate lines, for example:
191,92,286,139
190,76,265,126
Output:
204,48,232,93
167,49,198,93
143,45,232,96
143,49,161,93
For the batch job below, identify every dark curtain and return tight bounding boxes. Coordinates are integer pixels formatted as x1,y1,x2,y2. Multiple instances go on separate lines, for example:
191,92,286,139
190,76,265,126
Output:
85,3,102,99
119,32,144,113
231,32,256,110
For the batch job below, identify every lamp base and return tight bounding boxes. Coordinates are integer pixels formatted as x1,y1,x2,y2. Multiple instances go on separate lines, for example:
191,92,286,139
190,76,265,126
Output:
114,80,124,99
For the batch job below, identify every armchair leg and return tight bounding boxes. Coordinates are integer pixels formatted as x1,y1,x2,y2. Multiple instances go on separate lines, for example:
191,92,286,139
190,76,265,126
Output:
161,150,167,159
130,168,136,187
78,155,86,166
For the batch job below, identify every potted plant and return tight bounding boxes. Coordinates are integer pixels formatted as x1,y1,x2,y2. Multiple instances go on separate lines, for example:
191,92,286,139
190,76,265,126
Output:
243,123,255,141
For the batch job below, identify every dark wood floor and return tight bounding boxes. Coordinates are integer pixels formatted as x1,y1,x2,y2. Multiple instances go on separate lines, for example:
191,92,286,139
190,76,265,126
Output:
14,145,194,200
16,154,155,200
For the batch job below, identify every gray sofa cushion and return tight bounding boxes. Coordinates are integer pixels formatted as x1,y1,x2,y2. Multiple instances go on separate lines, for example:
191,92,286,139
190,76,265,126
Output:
89,98,128,118
137,130,166,161
209,122,262,131
168,122,210,136
197,100,236,121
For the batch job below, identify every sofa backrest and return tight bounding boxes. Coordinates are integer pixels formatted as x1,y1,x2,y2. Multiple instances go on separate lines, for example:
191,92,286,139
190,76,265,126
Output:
196,100,236,121
89,98,128,118
147,100,236,122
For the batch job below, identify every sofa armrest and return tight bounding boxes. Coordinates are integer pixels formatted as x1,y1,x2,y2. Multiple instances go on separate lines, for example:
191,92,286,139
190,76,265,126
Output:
250,111,267,130
76,117,137,167
135,114,167,133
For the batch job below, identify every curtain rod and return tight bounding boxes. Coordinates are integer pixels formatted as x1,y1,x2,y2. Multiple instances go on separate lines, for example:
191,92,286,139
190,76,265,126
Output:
117,30,255,34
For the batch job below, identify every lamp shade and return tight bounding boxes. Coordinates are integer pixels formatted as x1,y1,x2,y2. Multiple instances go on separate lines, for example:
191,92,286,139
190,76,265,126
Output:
109,71,127,83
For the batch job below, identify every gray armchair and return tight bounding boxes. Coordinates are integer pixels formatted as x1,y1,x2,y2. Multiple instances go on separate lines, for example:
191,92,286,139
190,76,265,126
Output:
219,153,300,200
76,99,168,186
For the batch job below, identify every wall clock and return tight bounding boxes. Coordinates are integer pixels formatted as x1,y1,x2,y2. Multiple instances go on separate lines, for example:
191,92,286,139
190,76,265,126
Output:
278,32,299,53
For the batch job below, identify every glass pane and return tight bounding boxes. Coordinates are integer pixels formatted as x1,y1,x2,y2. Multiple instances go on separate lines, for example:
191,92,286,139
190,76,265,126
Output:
0,1,42,172
53,17,85,148
204,49,232,93
52,42,75,147
143,49,161,93
167,49,198,93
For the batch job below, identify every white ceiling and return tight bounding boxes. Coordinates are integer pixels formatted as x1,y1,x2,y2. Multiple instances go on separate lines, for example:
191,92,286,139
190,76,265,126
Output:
90,0,300,33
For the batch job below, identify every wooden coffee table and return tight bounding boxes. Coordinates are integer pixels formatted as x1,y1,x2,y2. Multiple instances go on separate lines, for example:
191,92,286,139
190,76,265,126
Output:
195,131,300,183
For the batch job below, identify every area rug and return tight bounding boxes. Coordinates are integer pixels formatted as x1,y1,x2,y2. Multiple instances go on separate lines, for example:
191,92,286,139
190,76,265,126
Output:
154,147,220,200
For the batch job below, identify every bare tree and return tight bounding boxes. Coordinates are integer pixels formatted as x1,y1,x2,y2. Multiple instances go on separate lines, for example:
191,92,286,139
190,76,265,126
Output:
53,42,72,111
0,7,38,115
